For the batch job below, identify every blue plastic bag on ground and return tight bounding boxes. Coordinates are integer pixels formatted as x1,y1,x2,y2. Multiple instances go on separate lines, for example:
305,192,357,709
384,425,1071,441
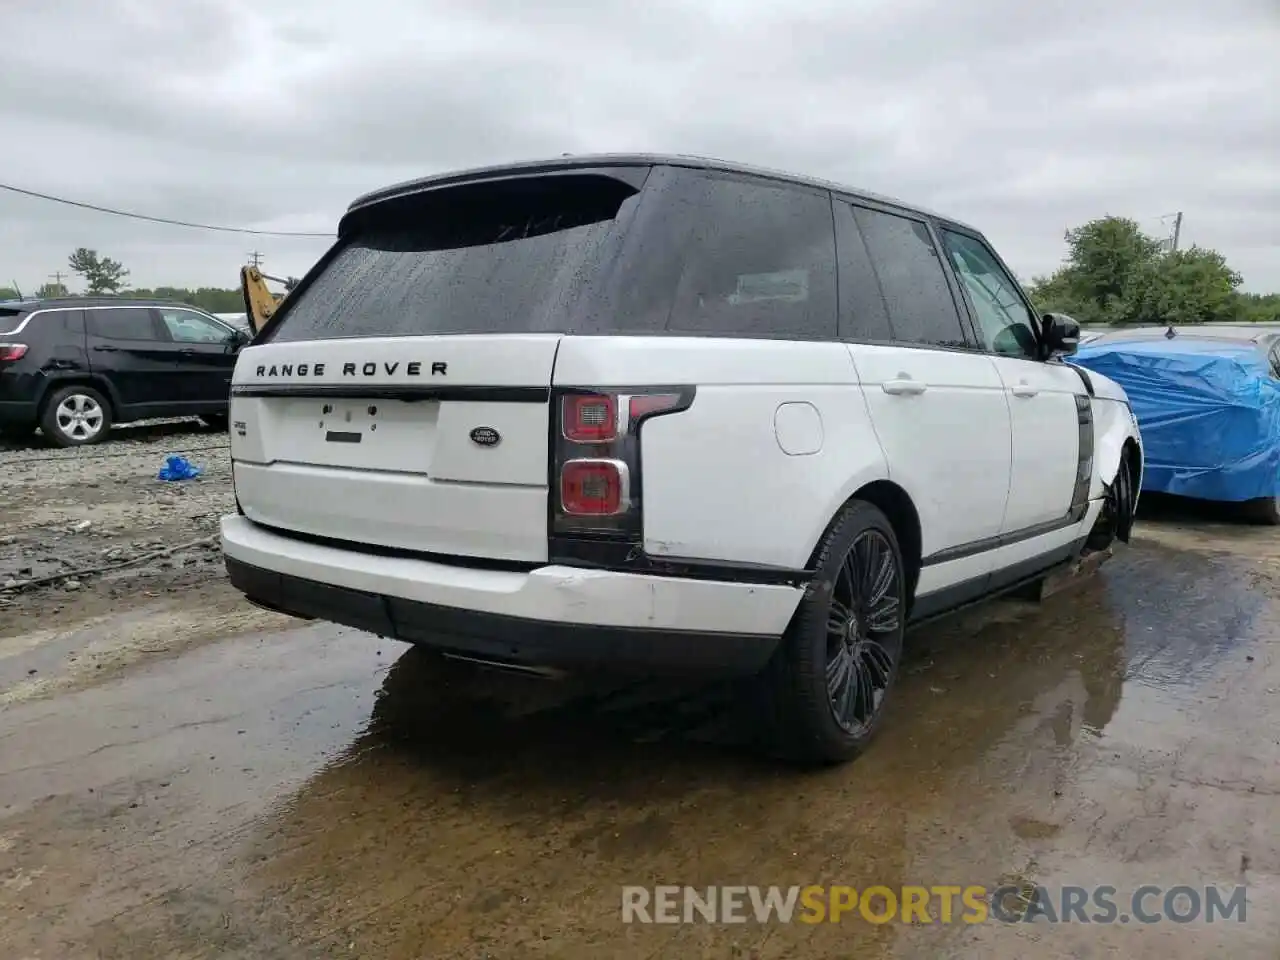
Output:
157,455,202,482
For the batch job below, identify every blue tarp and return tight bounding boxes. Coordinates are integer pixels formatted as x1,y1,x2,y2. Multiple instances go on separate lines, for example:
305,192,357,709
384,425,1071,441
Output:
1071,337,1280,502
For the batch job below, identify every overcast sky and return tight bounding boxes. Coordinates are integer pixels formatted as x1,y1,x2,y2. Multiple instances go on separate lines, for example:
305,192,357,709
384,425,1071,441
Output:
1,0,1276,295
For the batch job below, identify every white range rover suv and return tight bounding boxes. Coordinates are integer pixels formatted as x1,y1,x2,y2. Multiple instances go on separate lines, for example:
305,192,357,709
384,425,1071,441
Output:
220,154,1143,764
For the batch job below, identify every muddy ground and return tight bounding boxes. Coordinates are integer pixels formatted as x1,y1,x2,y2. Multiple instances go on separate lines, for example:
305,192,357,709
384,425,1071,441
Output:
2,427,1279,959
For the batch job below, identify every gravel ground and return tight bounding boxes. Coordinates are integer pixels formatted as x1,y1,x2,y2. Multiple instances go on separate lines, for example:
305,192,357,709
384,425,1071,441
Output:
0,419,235,626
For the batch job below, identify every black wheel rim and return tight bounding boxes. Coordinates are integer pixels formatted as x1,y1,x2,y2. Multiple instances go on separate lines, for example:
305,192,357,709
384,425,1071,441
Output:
825,530,902,734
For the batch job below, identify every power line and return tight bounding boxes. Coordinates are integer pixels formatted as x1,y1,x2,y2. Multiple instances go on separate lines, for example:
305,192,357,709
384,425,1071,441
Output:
0,181,335,238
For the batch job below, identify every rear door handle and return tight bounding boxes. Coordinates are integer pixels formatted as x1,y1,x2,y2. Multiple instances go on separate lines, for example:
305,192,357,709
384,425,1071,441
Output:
883,378,927,396
92,345,119,352
1010,382,1038,398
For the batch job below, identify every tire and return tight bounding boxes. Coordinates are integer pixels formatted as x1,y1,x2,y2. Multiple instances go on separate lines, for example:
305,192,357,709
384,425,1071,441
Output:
40,385,113,447
199,412,230,431
763,500,907,765
1085,450,1135,552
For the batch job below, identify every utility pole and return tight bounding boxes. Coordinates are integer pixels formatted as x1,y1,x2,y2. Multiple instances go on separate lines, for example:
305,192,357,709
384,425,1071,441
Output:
1171,212,1182,253
247,251,264,268
49,271,65,287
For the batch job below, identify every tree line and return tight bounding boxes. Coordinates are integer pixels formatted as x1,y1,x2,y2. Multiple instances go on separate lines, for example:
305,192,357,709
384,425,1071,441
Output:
1027,217,1279,325
1,247,248,313
3,228,1278,325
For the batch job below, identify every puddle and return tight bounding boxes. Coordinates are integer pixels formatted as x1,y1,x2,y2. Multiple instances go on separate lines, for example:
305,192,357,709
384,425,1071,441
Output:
0,537,1276,959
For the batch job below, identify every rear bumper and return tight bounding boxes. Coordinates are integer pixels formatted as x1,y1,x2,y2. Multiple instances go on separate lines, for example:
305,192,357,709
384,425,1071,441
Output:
220,515,801,675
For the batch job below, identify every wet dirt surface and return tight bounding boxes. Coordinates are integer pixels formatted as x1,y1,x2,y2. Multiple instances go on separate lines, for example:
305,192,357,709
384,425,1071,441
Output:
1,500,1278,958
1,421,232,646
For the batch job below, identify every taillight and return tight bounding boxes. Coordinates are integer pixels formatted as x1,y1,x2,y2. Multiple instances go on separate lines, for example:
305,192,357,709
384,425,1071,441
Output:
550,387,694,564
561,459,629,515
0,343,28,362
562,394,617,442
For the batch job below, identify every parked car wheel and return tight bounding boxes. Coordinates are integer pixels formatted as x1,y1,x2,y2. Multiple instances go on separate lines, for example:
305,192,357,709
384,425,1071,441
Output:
765,501,906,765
1086,450,1136,552
40,385,113,447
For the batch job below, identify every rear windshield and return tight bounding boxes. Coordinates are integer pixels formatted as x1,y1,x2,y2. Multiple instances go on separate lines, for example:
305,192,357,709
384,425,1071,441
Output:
268,166,839,342
0,307,25,337
267,174,638,342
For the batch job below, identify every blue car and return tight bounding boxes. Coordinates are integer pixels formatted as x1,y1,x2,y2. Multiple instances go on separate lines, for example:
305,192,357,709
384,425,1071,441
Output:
1072,325,1280,523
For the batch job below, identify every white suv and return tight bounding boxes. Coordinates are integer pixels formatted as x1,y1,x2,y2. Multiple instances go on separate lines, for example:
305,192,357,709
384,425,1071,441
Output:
220,155,1143,764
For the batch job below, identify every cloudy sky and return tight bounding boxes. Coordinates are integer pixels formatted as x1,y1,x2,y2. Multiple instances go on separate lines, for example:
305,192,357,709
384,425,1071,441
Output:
1,0,1276,294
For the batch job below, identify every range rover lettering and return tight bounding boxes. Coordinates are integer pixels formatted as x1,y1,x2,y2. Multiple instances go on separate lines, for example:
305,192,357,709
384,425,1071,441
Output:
219,154,1143,765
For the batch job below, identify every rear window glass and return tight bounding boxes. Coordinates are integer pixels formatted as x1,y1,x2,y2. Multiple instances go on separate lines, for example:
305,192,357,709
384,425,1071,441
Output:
269,166,840,342
87,308,157,341
601,170,838,339
268,174,639,342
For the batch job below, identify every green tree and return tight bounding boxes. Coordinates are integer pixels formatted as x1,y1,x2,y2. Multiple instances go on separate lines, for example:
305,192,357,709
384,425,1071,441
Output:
1026,216,1258,326
1026,216,1163,325
68,247,129,294
1123,247,1242,325
0,286,21,301
122,286,245,313
37,281,70,298
1237,292,1280,323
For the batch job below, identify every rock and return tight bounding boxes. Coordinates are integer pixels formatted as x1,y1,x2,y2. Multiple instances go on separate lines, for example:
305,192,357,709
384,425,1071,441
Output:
64,579,82,591
69,520,92,533
3,579,19,589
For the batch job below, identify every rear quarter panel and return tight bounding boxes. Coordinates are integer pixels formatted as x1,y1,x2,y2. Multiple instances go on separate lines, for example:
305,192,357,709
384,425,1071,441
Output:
553,336,890,571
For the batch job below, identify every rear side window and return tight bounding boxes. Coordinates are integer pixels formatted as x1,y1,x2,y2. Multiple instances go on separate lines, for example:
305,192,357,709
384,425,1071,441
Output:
850,206,969,349
607,170,838,340
87,308,158,341
0,308,24,336
268,174,639,342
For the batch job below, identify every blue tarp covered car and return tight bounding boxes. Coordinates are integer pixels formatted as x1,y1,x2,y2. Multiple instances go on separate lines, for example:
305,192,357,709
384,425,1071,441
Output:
1071,326,1280,504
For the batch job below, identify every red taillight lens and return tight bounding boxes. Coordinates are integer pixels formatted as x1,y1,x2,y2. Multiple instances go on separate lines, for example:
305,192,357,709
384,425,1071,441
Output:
562,393,617,443
560,459,627,515
0,344,28,362
550,386,693,556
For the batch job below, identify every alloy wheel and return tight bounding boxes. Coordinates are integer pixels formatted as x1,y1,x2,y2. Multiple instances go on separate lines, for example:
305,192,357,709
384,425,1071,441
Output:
55,394,105,442
824,529,903,734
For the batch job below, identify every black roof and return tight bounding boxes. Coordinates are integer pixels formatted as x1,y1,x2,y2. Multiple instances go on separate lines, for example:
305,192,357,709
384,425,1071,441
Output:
344,152,976,231
1,295,205,312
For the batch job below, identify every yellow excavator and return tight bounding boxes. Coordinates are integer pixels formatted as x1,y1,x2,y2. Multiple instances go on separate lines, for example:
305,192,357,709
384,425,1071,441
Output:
240,265,299,335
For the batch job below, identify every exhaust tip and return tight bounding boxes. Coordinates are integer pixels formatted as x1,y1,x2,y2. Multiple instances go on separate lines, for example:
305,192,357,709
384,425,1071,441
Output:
441,651,566,680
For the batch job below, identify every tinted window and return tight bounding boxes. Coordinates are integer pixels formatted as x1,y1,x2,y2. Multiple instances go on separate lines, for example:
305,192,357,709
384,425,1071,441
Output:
159,308,233,343
88,308,157,341
833,204,894,341
851,206,968,348
0,308,24,336
939,229,1039,359
56,309,85,336
269,174,638,342
607,171,838,339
